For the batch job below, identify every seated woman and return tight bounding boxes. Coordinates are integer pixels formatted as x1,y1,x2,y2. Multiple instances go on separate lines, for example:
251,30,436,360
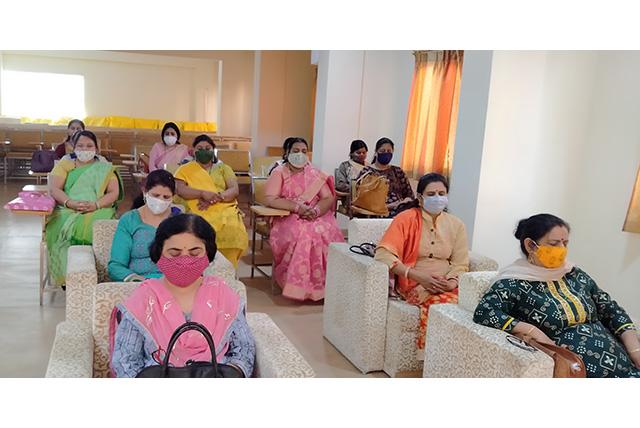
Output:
474,214,640,377
335,139,368,193
110,214,255,377
54,119,85,159
174,134,248,267
47,130,124,287
263,137,345,301
356,137,415,218
148,122,191,172
375,173,469,352
108,170,182,282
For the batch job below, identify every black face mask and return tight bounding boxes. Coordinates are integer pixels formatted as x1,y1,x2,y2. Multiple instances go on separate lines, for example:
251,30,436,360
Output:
377,152,393,165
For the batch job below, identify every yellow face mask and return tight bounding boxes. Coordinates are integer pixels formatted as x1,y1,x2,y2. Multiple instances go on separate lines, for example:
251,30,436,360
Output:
533,242,567,269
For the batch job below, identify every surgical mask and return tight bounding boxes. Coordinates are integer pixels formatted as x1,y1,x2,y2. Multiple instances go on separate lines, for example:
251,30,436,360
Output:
145,194,172,215
422,195,448,215
377,152,393,165
75,150,96,162
288,152,308,168
195,149,215,164
157,255,210,288
532,241,567,269
164,135,178,146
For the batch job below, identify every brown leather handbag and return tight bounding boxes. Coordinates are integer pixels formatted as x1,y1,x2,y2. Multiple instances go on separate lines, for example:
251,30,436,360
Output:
520,334,586,378
352,172,389,216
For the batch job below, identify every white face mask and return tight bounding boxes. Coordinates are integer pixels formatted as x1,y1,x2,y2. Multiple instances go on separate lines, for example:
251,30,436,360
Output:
422,195,448,215
75,150,96,162
164,136,178,146
288,152,308,168
145,194,172,215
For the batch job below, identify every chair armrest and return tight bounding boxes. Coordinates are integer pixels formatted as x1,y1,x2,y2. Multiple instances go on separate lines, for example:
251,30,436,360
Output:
204,251,237,283
423,304,553,378
457,271,499,313
46,321,94,378
247,313,315,378
323,243,389,373
250,205,290,217
468,251,499,272
66,245,98,324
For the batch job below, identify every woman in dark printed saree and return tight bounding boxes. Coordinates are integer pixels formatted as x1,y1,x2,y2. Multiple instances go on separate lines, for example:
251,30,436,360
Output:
474,214,640,377
47,130,124,287
355,137,415,218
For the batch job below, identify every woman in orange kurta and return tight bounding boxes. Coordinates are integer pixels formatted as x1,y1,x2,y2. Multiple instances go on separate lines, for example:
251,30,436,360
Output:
375,173,469,352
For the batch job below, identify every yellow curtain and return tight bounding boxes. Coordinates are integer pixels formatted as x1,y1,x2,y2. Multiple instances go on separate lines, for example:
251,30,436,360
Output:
401,51,464,179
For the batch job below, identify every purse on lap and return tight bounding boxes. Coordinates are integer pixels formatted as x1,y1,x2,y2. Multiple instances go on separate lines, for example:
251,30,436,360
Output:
352,172,389,216
136,321,244,378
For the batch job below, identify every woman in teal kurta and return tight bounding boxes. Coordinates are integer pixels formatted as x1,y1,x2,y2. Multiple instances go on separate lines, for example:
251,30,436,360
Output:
474,214,640,378
108,170,180,282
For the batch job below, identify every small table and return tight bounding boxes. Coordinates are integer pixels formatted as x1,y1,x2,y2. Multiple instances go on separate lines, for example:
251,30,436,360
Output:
249,205,290,294
9,207,55,305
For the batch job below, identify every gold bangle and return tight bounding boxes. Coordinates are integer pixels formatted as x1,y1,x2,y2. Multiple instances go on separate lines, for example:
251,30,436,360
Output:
63,199,70,208
404,266,411,278
526,326,535,335
95,200,100,210
629,348,640,354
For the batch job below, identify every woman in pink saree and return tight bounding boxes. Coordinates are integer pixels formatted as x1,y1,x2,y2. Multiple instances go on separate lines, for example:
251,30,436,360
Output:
264,137,345,301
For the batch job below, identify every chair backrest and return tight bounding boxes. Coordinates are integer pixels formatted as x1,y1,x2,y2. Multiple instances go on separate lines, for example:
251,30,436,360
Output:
252,156,281,177
252,176,269,206
266,146,283,157
91,218,237,285
217,149,251,175
93,220,119,282
458,270,499,313
347,218,393,245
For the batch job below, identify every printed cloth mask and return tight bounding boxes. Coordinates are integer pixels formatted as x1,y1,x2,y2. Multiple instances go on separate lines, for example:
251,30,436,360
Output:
377,152,393,165
164,136,178,146
195,149,215,164
157,255,210,288
532,241,567,269
145,194,172,215
422,195,448,215
288,152,308,168
75,150,96,162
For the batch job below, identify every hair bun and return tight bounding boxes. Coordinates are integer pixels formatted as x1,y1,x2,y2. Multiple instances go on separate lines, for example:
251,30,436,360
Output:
514,218,529,240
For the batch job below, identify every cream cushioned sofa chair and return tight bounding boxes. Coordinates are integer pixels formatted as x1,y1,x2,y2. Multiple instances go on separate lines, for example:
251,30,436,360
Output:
423,271,554,377
323,218,499,377
48,220,315,378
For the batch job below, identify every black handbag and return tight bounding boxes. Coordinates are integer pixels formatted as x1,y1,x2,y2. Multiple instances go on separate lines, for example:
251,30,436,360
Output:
136,321,244,378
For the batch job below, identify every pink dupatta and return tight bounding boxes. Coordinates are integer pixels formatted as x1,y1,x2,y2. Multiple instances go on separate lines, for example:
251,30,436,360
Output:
117,276,240,366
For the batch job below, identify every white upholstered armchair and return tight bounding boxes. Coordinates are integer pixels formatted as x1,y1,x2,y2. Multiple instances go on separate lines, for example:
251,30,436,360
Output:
323,218,500,377
52,220,315,378
47,282,315,378
422,271,554,377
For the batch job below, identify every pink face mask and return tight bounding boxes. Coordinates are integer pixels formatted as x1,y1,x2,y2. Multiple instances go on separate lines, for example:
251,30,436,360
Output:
157,255,210,287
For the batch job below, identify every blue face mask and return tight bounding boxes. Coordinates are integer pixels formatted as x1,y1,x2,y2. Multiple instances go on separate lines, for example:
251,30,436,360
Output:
377,152,393,165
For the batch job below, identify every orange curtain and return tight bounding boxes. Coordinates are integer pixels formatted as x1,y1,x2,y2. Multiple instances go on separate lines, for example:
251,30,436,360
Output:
401,51,464,179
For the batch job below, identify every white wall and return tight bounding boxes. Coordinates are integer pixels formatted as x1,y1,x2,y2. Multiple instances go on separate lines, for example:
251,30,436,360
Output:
455,50,640,319
0,51,218,124
312,50,414,174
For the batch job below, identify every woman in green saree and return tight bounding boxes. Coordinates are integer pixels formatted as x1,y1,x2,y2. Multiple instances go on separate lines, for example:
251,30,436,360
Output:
47,130,124,287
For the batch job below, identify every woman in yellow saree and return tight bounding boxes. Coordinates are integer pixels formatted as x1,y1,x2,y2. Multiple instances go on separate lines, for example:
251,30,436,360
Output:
174,134,248,267
47,130,124,287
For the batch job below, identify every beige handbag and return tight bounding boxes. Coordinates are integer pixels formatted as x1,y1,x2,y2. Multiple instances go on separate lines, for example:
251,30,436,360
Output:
352,172,389,216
